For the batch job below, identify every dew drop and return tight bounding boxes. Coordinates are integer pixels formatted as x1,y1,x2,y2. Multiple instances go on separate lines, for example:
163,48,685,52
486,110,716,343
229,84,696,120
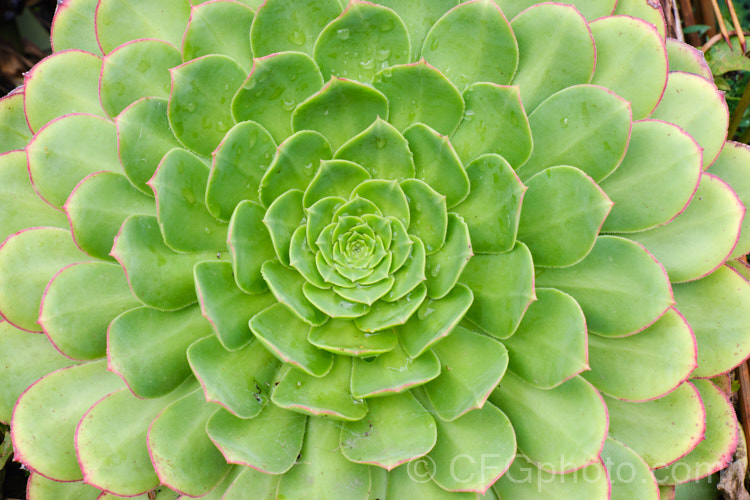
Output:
463,110,475,121
288,30,307,46
560,117,569,128
282,98,297,111
376,49,391,62
337,28,350,40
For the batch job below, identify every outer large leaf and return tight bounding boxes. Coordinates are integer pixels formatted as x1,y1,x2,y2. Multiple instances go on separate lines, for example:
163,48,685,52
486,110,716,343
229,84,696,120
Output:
182,1,254,70
0,93,32,153
601,438,660,500
707,141,750,258
50,0,100,55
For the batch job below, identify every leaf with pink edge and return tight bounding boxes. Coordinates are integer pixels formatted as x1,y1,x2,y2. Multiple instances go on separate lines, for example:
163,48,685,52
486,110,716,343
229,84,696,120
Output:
233,53,324,144
207,403,305,473
536,235,674,337
116,97,182,194
673,266,750,378
510,3,595,112
273,356,368,420
502,288,587,389
421,0,518,90
351,342,440,398
490,373,607,473
76,382,194,497
249,302,333,376
666,39,712,79
227,201,276,294
261,260,328,326
108,305,212,398
293,78,389,151
223,467,279,500
168,55,245,156
0,150,68,240
709,141,750,259
605,382,706,468
147,388,231,497
459,243,535,339
517,84,632,182
100,39,182,117
628,174,743,283
40,262,140,360
27,113,121,208
314,1,410,82
111,215,217,310
650,71,728,169
386,463,476,499
26,473,101,500
602,438,660,500
335,118,416,181
373,61,464,135
95,0,192,54
423,325,508,421
653,379,738,485
183,1,254,70
497,0,617,20
278,417,371,500
250,0,342,57
600,119,702,233
11,360,122,481
518,166,612,267
341,391,436,470
0,227,87,332
451,84,532,168
23,50,105,132
50,0,100,55
66,171,156,261
584,308,697,401
0,93,32,153
187,335,280,418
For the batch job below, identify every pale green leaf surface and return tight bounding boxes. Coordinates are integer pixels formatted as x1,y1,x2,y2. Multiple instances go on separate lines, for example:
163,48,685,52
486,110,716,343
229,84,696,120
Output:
227,201,276,294
335,118,416,180
0,93,32,153
308,317,397,356
183,1,254,70
351,342,440,398
50,0,101,55
709,141,750,258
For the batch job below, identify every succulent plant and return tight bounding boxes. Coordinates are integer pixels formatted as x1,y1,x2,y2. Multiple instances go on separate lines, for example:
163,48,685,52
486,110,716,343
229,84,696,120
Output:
1,0,750,498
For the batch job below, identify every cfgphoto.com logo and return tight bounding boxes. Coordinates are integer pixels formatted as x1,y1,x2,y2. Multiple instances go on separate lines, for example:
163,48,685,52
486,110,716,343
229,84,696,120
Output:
405,453,716,491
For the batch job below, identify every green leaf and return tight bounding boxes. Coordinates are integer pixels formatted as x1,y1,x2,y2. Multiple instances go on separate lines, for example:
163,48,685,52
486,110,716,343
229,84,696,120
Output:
423,325,507,421
39,262,139,360
228,201,276,294
263,189,304,266
665,39,712,79
335,118,416,180
27,113,120,208
518,84,632,182
455,154,525,254
536,235,673,337
24,50,105,132
290,226,328,288
100,39,182,117
373,61,464,135
600,119,703,233
398,283,473,358
614,0,667,38
459,243,535,339
451,84,532,168
602,438,660,500
384,237,425,302
422,0,518,90
355,283,427,332
187,335,280,418
585,308,696,401
590,16,667,120
66,171,155,261
496,0,616,20
341,392,436,469
273,356,367,420
351,343,440,398
428,401,516,493
401,179,447,254
293,78,389,150
653,380,738,485
502,288,587,389
352,181,410,227
303,283,371,317
50,0,101,55
207,121,277,221
207,404,305,473
183,1,254,70
0,227,86,332
490,373,607,472
26,474,101,500
314,0,410,82
261,260,328,326
403,124,468,208
108,305,212,398
250,0,342,57
11,361,122,480
308,317,397,356
95,0,192,54
674,266,750,378
249,302,333,376
0,93,32,153
650,71,728,169
518,166,612,267
278,417,371,500
223,467,279,500
149,148,228,252
116,97,181,194
0,150,68,241
335,276,395,306
233,52,324,144
706,141,750,258
423,214,471,299
386,463,477,499
303,159,371,207
168,55,245,156
148,389,230,496
510,3,595,112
